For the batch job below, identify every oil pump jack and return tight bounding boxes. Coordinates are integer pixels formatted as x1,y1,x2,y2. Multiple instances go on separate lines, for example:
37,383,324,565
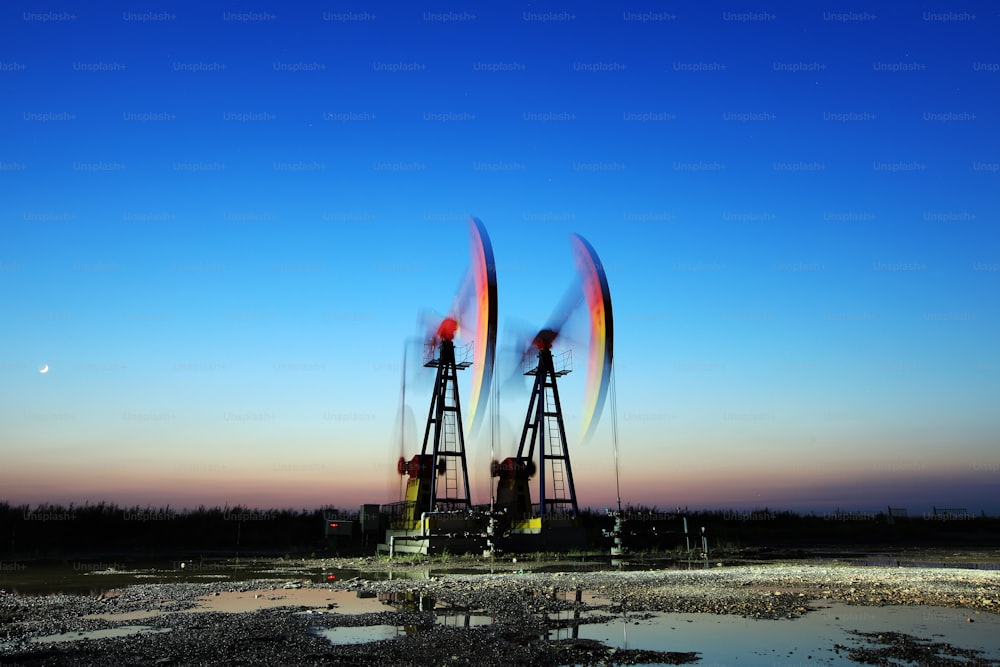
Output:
491,234,614,545
381,218,497,555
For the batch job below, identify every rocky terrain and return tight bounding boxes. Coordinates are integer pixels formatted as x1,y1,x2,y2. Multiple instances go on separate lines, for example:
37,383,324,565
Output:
1,560,998,666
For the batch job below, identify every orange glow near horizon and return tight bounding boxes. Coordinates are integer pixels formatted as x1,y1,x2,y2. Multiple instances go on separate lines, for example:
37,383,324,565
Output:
2,464,995,516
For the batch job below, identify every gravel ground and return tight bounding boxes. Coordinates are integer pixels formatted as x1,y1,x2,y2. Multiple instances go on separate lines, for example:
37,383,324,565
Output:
2,562,998,666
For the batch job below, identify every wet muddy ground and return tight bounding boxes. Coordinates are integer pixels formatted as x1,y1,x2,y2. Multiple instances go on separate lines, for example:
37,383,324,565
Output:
2,554,999,666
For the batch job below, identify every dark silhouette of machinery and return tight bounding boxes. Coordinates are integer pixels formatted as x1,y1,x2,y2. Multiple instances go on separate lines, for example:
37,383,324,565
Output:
491,234,613,539
381,225,615,556
396,317,474,519
493,328,578,521
382,218,497,552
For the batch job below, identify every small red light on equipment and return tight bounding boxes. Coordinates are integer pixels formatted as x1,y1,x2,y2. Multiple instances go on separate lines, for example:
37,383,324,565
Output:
329,522,338,528
326,574,336,580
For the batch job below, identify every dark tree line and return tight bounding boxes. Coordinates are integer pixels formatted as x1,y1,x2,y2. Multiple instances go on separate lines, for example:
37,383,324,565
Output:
1,501,331,558
1,501,996,559
610,505,1000,550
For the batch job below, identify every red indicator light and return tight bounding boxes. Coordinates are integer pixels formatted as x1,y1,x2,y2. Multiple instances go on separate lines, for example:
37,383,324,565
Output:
329,522,338,528
326,574,336,581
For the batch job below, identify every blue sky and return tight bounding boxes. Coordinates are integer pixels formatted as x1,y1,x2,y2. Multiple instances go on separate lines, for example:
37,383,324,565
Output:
1,1,998,514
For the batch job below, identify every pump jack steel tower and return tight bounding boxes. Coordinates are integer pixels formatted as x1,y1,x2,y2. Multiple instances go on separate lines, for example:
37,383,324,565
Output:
381,218,497,555
492,331,577,524
397,318,473,515
492,233,612,538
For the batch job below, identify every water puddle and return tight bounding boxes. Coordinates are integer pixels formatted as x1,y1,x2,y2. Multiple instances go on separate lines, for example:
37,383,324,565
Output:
28,625,171,644
79,588,398,621
315,613,497,645
317,624,402,644
303,590,1000,665
574,601,1000,666
11,573,1000,666
83,609,164,622
374,591,495,625
433,611,494,628
0,560,338,596
314,610,495,645
191,588,389,614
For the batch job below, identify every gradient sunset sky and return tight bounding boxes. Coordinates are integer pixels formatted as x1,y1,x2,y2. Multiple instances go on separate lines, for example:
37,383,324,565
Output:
2,1,998,515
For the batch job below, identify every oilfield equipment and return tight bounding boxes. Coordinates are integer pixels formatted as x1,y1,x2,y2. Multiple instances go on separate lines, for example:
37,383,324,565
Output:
490,234,614,551
380,217,497,555
378,219,616,556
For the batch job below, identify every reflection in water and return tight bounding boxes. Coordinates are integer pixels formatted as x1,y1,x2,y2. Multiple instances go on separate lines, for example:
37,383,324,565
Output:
544,608,582,640
376,591,494,635
317,624,402,645
578,601,1000,667
378,590,436,611
315,592,494,645
544,588,592,641
514,590,1000,665
315,610,498,645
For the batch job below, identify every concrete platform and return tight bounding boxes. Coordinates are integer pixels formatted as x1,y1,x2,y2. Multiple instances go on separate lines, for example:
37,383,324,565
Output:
379,528,485,556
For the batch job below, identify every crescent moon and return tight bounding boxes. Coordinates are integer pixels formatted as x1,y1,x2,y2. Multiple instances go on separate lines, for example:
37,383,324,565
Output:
39,364,49,374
